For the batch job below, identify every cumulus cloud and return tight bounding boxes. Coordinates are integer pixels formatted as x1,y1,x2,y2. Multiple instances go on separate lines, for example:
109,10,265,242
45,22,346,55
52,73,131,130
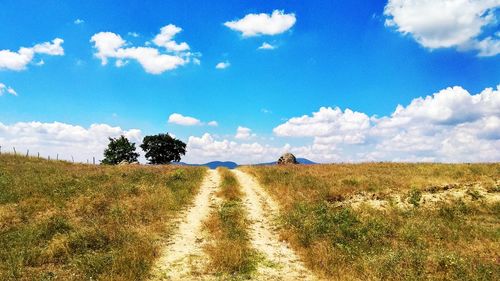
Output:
215,61,230,69
184,133,288,164
384,0,500,56
0,38,64,71
74,19,84,24
167,113,218,127
274,85,500,162
0,83,17,96
0,121,141,163
168,113,202,126
153,24,190,52
274,107,371,144
235,126,255,139
258,42,276,50
225,10,296,37
90,24,198,74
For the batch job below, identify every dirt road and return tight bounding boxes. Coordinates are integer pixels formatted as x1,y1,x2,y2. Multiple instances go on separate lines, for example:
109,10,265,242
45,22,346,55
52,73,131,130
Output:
151,168,317,280
232,169,316,281
150,169,220,280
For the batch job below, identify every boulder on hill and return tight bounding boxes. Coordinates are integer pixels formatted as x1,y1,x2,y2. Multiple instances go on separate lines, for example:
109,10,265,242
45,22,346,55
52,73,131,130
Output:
277,153,299,165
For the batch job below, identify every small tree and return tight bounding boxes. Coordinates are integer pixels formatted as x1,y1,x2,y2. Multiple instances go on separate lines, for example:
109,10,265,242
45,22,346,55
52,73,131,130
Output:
101,135,139,165
140,133,186,164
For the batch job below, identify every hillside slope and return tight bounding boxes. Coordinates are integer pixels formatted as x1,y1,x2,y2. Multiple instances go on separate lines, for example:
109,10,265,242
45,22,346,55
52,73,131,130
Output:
0,154,205,280
244,163,500,280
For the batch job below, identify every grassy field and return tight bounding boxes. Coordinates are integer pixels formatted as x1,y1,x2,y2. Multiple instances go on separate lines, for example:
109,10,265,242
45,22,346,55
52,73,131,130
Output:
0,154,205,280
244,163,500,280
203,167,256,278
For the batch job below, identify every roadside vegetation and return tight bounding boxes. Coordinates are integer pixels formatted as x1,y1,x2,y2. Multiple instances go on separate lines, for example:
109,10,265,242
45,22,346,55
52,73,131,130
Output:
244,163,500,280
0,154,205,280
203,167,257,278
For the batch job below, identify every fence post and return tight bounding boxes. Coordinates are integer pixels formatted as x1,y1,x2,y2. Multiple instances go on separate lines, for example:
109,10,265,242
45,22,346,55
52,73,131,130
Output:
48,155,50,161
93,157,95,165
71,156,74,163
56,154,59,161
26,150,29,157
13,147,16,155
38,152,40,159
0,146,2,155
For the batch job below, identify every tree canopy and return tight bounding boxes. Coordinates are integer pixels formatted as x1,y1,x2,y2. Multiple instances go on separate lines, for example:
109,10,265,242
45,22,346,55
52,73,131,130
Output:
101,135,139,165
140,133,186,164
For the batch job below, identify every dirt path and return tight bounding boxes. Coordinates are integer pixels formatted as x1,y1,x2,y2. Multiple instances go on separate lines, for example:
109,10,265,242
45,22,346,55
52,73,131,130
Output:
232,169,317,281
150,169,220,280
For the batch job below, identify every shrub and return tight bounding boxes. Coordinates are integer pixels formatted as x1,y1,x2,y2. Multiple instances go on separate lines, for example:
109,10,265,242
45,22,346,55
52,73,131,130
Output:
407,188,422,207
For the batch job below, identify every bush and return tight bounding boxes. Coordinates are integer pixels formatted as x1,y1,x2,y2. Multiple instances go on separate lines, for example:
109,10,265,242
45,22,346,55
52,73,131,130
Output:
407,188,422,207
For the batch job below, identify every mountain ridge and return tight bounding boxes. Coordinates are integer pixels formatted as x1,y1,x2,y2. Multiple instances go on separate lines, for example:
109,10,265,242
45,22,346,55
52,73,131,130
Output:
178,158,316,169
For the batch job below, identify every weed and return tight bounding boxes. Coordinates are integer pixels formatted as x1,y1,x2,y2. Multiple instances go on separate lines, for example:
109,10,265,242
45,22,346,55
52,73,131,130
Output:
407,188,422,207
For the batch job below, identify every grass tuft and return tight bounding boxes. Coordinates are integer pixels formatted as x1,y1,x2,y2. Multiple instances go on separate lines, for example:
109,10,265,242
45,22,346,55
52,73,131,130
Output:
204,168,257,278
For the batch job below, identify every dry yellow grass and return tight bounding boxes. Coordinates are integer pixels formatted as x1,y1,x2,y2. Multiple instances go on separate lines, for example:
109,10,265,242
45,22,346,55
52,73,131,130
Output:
0,154,205,280
203,168,257,278
244,163,500,280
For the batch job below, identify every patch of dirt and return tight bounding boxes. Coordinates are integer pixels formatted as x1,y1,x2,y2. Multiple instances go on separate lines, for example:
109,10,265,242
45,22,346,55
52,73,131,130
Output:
150,169,221,280
335,183,500,210
232,169,318,281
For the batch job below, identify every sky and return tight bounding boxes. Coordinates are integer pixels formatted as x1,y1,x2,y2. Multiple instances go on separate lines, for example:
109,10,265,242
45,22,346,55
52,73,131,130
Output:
1,0,499,164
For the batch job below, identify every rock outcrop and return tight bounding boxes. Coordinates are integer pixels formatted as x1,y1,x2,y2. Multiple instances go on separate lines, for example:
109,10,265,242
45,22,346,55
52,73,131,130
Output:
277,153,298,165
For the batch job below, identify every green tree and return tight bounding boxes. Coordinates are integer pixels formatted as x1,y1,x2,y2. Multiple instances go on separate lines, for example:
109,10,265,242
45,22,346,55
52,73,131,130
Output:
140,133,186,164
101,135,139,165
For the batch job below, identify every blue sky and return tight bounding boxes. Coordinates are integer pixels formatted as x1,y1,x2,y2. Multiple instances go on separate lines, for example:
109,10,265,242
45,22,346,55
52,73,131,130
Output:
1,0,499,163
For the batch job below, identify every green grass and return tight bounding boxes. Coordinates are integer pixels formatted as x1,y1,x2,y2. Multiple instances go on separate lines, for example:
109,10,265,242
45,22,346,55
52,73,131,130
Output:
0,154,205,280
244,163,500,280
204,168,257,278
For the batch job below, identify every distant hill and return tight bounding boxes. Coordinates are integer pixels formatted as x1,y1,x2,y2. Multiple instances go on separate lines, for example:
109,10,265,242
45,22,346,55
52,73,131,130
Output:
255,158,317,166
178,158,316,168
178,161,238,169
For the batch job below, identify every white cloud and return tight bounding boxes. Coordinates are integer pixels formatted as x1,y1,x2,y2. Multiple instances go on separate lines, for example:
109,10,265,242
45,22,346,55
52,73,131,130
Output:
185,133,287,163
153,24,190,52
168,113,201,126
32,38,64,55
235,126,255,139
384,0,500,56
274,85,500,162
274,107,371,144
215,61,230,69
0,121,141,163
168,113,218,127
0,83,17,96
258,42,276,50
128,32,139,38
90,24,198,74
74,19,84,24
225,10,296,37
0,38,64,71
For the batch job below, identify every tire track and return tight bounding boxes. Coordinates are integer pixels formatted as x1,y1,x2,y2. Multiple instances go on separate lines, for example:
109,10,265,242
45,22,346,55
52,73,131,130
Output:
232,169,317,281
150,169,220,280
